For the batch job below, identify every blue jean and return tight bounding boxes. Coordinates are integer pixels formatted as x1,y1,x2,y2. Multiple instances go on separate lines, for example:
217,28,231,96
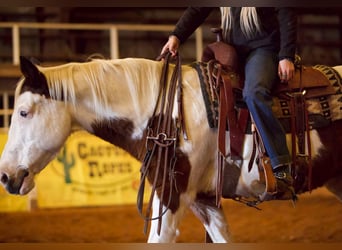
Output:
242,49,291,169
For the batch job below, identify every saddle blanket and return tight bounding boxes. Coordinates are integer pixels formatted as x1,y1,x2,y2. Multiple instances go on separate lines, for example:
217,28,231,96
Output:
191,62,342,132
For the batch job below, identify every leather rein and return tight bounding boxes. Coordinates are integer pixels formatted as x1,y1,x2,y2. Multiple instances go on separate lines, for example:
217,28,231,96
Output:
137,52,187,236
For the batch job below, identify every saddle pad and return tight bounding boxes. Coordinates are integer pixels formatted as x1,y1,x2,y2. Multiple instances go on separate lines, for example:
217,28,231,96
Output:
191,61,219,128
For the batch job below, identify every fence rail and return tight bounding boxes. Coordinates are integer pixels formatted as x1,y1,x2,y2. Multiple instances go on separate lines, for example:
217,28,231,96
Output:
0,22,204,65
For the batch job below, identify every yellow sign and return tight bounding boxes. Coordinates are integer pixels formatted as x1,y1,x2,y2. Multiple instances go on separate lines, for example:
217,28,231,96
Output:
0,134,29,212
36,131,148,208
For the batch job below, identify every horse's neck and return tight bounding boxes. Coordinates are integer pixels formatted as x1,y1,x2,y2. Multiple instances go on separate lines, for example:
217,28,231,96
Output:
68,59,163,160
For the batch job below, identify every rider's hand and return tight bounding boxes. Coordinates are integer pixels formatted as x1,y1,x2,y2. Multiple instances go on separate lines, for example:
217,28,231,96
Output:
278,59,295,83
161,35,180,57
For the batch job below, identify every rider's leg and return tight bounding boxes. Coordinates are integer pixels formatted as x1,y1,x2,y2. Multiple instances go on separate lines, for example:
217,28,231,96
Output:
242,48,292,183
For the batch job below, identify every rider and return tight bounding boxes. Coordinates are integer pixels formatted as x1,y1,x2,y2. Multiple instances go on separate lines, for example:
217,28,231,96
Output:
160,7,297,189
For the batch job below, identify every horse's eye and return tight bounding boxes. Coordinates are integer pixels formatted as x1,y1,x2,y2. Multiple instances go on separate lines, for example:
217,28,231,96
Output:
20,110,28,118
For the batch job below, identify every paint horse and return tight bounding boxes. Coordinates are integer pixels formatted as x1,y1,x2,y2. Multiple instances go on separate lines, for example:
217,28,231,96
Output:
0,56,341,243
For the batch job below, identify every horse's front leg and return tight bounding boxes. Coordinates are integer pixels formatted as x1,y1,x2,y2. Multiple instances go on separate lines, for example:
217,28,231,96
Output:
190,194,230,243
147,193,185,243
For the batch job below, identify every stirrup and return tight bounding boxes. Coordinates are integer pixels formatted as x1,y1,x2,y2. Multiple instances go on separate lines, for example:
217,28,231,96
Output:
274,165,293,185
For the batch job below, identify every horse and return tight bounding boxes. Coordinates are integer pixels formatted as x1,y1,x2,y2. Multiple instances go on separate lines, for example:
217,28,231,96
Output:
0,56,341,243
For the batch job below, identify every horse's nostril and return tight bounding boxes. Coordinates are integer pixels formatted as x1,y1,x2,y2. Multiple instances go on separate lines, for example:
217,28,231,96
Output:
1,172,9,185
23,170,29,178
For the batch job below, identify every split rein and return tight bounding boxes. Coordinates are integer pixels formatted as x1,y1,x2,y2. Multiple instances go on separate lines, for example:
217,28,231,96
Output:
136,51,188,235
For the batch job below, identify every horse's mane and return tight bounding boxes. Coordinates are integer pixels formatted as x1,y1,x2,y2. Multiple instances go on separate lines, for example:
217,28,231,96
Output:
16,58,162,116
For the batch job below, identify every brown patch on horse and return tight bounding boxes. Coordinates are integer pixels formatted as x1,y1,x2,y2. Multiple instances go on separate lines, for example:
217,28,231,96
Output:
293,119,342,193
91,116,191,213
91,118,145,160
20,75,51,98
145,147,191,213
308,119,342,190
190,192,217,225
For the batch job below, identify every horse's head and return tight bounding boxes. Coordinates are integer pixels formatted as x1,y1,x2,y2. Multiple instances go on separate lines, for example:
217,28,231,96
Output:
0,57,72,195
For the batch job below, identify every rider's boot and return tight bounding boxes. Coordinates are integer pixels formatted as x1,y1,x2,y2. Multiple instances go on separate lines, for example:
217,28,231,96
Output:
273,164,297,200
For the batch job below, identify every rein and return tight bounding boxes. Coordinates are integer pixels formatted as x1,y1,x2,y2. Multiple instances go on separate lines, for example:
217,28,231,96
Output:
137,52,186,235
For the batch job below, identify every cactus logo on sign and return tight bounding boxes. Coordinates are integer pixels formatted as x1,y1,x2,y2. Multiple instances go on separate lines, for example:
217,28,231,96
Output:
36,131,145,208
57,146,75,184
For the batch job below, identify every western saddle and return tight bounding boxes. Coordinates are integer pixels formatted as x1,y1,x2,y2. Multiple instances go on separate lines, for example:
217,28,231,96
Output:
202,28,336,203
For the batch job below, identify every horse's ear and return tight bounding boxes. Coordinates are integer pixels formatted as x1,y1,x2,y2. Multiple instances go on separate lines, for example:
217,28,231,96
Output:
19,56,50,97
20,56,40,80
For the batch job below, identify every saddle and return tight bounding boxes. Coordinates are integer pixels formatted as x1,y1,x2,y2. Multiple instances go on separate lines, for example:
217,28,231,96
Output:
275,64,336,99
200,28,337,203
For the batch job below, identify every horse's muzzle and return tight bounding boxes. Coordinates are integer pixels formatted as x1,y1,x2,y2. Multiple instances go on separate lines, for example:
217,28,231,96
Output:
0,167,29,195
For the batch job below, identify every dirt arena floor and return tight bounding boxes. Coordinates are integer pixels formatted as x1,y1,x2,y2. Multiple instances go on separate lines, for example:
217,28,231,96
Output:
0,187,341,243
